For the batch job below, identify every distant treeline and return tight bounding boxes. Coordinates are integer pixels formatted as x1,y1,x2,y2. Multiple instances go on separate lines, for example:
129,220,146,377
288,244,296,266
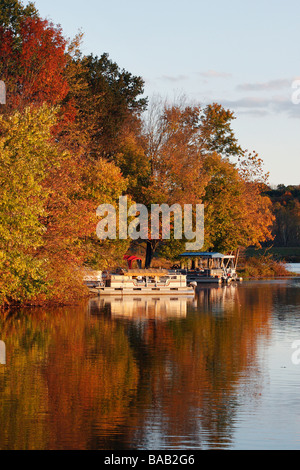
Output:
264,185,300,247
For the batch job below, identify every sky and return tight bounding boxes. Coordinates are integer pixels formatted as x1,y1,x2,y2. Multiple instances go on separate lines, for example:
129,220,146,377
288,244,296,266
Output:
23,0,300,187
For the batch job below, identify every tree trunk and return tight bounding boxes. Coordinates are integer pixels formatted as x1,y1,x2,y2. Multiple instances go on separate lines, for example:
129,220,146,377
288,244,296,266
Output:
145,240,153,268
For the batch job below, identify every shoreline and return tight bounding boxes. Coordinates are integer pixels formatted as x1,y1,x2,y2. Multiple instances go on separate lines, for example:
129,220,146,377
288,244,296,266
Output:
1,260,299,311
238,274,299,281
2,273,299,312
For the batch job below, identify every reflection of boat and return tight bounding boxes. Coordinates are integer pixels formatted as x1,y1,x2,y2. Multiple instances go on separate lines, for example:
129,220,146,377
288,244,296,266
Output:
178,252,243,284
194,284,239,315
89,296,189,320
84,269,195,296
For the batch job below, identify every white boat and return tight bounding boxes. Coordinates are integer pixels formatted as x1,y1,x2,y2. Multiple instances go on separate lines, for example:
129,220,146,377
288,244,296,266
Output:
178,252,243,284
84,268,195,296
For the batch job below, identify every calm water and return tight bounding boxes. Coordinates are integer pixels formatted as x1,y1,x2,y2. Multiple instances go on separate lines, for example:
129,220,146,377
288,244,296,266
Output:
287,262,300,274
1,266,300,450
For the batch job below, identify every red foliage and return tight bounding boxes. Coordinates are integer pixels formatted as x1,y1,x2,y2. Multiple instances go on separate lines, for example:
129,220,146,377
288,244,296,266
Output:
0,16,70,109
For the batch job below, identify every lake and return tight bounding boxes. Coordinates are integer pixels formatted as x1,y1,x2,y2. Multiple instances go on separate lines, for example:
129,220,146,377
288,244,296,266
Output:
1,268,300,450
287,262,300,274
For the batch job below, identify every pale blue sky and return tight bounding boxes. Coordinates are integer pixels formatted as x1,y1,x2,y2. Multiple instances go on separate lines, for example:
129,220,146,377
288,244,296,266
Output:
24,0,300,186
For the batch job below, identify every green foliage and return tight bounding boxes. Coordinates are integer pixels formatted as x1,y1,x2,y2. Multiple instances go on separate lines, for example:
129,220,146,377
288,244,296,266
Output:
0,106,58,305
0,0,37,31
79,53,147,159
199,103,243,158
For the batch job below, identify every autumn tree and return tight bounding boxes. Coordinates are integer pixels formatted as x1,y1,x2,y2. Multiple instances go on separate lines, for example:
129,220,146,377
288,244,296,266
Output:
262,185,300,247
203,153,274,252
0,0,276,305
0,2,134,305
0,103,130,306
140,97,248,266
140,96,275,265
272,199,300,247
140,98,212,266
0,106,57,305
41,151,130,302
199,102,243,158
0,8,70,112
113,118,150,201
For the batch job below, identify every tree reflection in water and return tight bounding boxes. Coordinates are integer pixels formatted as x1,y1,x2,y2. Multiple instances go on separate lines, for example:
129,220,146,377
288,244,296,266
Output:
0,281,289,450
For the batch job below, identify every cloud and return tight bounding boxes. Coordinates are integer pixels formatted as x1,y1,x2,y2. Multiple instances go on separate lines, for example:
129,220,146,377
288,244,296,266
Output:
219,95,300,118
237,109,270,117
222,97,270,108
220,77,300,117
158,74,189,82
198,70,232,79
236,79,292,92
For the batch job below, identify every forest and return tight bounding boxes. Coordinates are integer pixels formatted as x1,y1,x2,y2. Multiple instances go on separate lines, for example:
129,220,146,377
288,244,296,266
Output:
0,0,294,307
264,185,300,248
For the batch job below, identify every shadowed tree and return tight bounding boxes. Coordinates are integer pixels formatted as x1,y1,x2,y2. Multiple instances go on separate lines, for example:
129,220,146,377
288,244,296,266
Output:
78,53,147,160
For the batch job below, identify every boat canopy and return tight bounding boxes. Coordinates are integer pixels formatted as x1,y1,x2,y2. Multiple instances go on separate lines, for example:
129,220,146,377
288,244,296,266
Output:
179,252,235,259
123,255,143,269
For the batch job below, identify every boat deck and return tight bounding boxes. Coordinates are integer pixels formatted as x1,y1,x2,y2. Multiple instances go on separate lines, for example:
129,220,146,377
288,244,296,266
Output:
85,269,195,296
89,286,195,296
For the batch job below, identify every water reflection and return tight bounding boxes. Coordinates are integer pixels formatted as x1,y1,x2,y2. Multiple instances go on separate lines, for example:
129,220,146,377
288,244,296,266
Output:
89,285,241,320
1,279,300,449
89,296,189,320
